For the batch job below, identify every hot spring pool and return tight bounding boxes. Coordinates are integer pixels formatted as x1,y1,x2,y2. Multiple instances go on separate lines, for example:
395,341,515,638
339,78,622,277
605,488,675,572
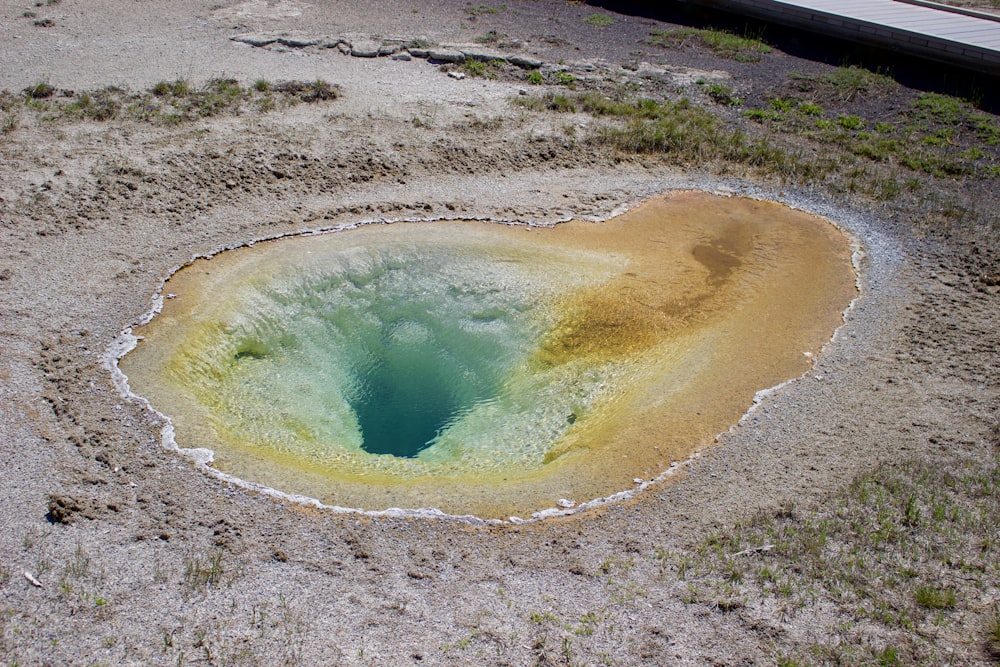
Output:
118,192,857,519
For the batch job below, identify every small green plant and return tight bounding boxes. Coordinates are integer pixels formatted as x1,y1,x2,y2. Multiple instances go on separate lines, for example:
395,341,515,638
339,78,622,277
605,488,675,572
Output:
705,83,740,106
877,644,900,666
770,97,797,113
171,79,190,96
914,585,956,609
837,114,863,130
24,82,55,99
800,102,823,116
525,70,544,85
583,13,616,27
554,70,576,87
33,17,55,27
462,60,489,78
528,610,557,623
2,114,17,134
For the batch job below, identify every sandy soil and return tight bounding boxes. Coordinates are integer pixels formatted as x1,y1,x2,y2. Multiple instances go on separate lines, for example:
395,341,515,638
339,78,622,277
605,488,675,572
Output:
1,1,997,665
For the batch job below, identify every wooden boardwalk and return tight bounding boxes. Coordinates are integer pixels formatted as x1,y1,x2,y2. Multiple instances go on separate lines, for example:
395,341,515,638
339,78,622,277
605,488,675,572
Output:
687,0,1000,75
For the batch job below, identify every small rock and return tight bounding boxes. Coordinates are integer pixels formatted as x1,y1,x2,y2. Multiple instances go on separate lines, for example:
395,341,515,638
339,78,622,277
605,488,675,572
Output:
408,48,430,59
447,71,466,79
556,498,576,508
392,52,412,61
508,55,542,69
428,49,466,64
633,478,643,484
460,47,507,63
350,39,381,58
277,36,321,48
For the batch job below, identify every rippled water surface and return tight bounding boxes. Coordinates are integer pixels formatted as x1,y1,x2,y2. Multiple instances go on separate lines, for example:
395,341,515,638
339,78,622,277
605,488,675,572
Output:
120,192,857,518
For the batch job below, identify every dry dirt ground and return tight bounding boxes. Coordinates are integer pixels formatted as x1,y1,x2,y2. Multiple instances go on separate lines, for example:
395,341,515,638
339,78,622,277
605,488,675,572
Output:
1,1,998,665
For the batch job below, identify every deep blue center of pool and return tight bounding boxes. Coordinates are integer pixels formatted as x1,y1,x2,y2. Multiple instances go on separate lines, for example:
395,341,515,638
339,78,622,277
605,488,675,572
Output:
347,315,505,458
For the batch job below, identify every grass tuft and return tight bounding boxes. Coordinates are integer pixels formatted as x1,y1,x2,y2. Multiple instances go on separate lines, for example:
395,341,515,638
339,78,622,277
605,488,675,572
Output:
988,608,1000,658
914,585,956,609
24,82,56,99
184,549,226,593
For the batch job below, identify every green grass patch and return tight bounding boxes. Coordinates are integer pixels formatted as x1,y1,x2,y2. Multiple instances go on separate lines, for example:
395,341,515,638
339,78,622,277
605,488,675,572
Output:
837,114,863,130
741,82,996,179
647,27,772,62
799,102,823,116
914,586,956,610
790,66,895,101
583,13,616,27
912,92,966,124
673,453,999,663
466,3,503,16
553,70,576,87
